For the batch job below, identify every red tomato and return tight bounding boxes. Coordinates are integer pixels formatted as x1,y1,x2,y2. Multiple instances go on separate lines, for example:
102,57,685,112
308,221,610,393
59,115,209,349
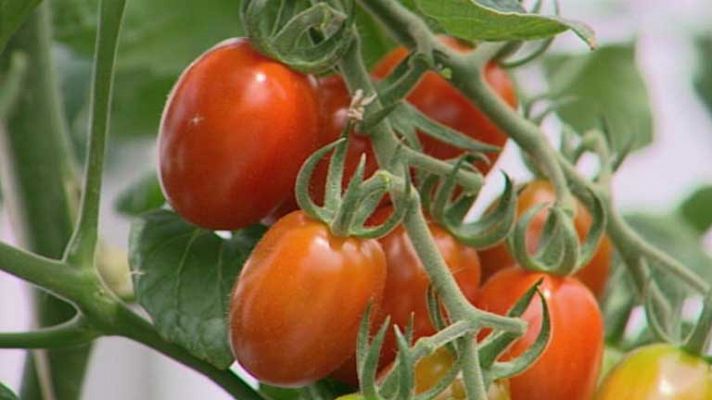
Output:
476,267,604,400
596,344,712,400
332,208,481,384
159,38,320,229
479,180,612,298
229,211,386,387
372,37,517,172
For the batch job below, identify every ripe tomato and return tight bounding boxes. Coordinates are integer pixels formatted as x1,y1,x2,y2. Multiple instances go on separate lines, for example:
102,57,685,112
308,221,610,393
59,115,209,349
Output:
413,347,511,400
475,267,604,400
372,37,517,173
159,38,320,229
478,180,612,298
229,211,386,387
332,208,481,384
596,344,712,400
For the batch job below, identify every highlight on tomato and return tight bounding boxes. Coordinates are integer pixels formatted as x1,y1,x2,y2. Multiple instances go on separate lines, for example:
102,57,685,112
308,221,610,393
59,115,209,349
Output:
475,267,604,400
229,211,387,387
595,343,712,400
478,180,613,298
372,36,517,173
331,208,481,384
158,38,320,230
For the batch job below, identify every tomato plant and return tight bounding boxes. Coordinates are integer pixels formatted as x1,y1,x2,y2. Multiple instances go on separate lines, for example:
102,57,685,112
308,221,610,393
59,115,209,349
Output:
372,36,517,172
596,344,712,400
476,267,604,400
229,211,386,387
479,180,613,298
158,38,321,230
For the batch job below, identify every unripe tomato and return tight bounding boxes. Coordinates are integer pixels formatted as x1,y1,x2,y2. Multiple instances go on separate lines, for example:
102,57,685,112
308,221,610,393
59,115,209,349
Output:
479,180,612,298
413,347,511,400
159,38,320,229
372,37,517,173
332,208,481,384
476,267,604,400
596,344,712,400
229,211,386,387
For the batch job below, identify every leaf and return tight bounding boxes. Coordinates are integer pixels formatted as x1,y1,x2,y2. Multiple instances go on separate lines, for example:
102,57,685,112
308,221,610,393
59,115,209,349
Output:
413,0,595,48
679,185,712,236
625,212,712,294
53,0,243,137
129,209,265,369
0,382,17,400
115,172,165,217
544,44,654,152
694,34,712,114
0,0,41,53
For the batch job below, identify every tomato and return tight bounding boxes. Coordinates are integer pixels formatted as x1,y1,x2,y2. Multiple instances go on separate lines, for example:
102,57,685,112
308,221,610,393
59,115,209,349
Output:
229,211,387,387
413,347,511,400
159,38,320,229
478,180,613,298
332,208,481,384
596,344,712,400
475,267,604,400
372,37,517,173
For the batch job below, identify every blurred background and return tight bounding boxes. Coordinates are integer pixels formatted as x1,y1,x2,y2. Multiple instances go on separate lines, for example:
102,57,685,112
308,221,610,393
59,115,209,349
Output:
1,0,712,398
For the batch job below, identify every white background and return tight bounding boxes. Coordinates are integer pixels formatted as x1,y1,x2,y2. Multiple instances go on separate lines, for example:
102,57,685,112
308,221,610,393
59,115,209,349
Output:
1,0,712,398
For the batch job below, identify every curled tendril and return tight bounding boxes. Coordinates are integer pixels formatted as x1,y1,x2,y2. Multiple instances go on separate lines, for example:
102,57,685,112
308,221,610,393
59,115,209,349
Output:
509,202,581,275
242,0,354,73
441,173,519,250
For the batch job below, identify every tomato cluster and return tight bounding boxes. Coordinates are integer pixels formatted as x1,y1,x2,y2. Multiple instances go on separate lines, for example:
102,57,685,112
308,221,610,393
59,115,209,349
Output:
159,37,710,400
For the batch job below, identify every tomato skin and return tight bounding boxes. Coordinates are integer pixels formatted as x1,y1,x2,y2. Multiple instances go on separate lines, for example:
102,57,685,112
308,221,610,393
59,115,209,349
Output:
159,38,320,229
479,180,613,298
596,344,712,400
229,211,387,387
475,267,604,400
372,37,517,172
332,208,481,384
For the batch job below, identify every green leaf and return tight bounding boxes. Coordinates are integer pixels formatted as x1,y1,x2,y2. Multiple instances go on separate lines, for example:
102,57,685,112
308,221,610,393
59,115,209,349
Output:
413,0,595,48
129,209,265,369
0,0,41,53
53,0,243,137
678,185,712,236
0,382,18,400
544,44,654,152
115,172,165,217
625,213,712,293
694,34,712,114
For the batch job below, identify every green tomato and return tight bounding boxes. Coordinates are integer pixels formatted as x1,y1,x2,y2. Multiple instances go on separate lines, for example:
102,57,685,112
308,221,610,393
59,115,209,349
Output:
596,343,712,400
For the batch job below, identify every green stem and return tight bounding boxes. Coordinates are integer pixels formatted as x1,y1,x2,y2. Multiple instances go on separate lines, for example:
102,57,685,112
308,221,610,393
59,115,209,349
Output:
459,337,488,400
111,306,265,400
0,52,27,118
683,292,712,355
64,0,126,268
0,316,97,349
2,4,90,399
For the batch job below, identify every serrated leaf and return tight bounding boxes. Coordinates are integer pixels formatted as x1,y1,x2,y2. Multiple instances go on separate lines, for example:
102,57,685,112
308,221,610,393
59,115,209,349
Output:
694,34,712,114
129,209,265,369
0,382,17,400
544,44,653,152
0,0,41,53
413,0,595,47
115,172,165,217
678,185,712,236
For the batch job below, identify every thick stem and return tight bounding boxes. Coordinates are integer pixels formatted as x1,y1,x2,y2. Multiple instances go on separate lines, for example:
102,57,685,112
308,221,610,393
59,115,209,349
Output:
459,337,488,400
112,306,264,400
1,4,90,399
64,0,126,268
